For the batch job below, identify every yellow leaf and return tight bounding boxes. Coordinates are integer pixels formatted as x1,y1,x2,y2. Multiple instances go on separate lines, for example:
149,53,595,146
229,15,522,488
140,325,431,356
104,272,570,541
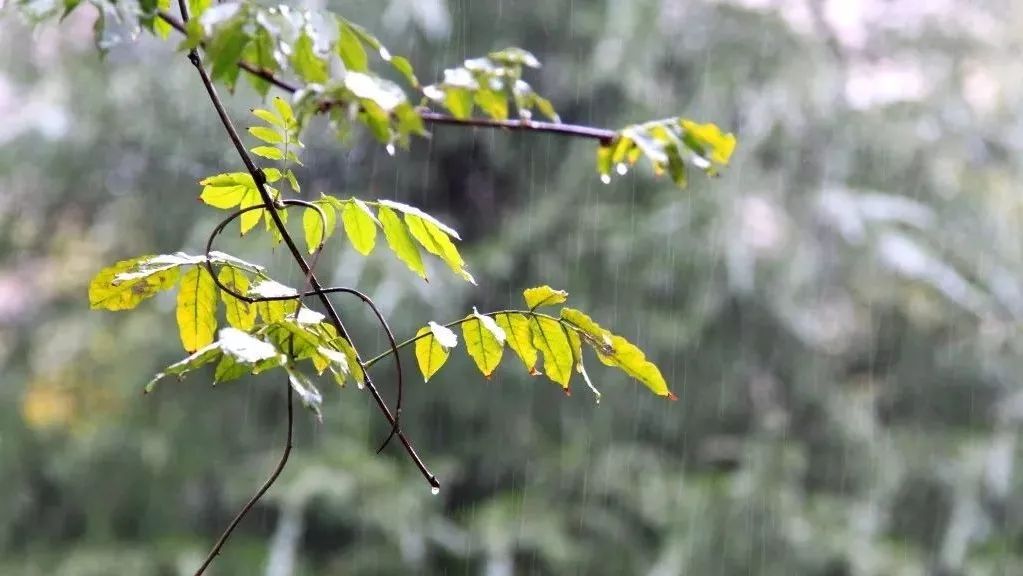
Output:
89,256,180,311
341,199,378,255
461,309,505,378
239,187,264,235
596,334,672,398
217,266,255,331
379,206,425,279
248,126,283,144
303,202,336,253
523,285,568,310
680,120,736,166
529,316,573,388
560,307,613,353
414,322,456,381
404,214,474,283
176,266,218,353
495,312,538,374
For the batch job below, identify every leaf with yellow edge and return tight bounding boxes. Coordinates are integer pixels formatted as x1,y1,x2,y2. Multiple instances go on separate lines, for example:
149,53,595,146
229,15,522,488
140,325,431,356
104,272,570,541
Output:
341,198,378,255
529,316,573,388
461,308,505,378
89,256,180,311
176,266,218,353
379,206,426,279
303,201,337,253
414,321,457,381
523,285,568,310
217,266,255,330
495,312,538,374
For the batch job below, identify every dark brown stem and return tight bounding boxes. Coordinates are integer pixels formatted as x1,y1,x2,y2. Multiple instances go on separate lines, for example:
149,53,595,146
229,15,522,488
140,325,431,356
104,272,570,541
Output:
176,4,433,488
156,10,616,146
193,379,294,576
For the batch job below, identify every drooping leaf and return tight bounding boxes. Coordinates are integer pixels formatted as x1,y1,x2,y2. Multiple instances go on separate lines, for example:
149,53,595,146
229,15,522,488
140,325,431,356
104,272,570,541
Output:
337,21,368,72
378,205,426,279
560,307,613,353
414,321,456,382
530,316,573,388
495,312,538,374
303,201,337,253
238,187,264,235
217,266,255,330
378,199,461,239
89,256,180,311
214,327,284,384
340,198,378,255
286,368,324,420
680,119,736,166
524,285,568,310
461,308,506,378
404,214,474,283
291,31,328,84
145,341,223,393
596,334,672,398
176,266,218,353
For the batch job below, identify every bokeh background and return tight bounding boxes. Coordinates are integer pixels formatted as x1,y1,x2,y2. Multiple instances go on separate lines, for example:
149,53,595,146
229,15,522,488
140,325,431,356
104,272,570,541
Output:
4,0,1023,574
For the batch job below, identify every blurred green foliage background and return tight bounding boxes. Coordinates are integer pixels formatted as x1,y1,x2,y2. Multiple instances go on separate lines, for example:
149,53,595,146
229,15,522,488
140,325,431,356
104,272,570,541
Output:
4,0,1023,574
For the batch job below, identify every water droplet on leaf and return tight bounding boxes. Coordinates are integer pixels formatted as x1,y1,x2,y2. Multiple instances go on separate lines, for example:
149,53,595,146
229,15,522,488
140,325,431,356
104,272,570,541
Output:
379,47,392,61
600,174,611,185
431,486,440,495
616,163,628,175
386,143,396,156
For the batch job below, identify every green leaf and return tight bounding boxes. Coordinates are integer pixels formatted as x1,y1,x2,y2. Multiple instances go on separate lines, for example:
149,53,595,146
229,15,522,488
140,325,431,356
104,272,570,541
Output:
495,312,538,374
529,316,573,388
303,201,337,253
523,285,568,310
378,206,425,279
291,32,328,84
214,327,284,384
145,341,223,393
176,266,218,353
378,199,461,239
242,27,276,97
444,87,474,119
596,144,612,183
273,96,295,127
252,108,284,129
89,256,181,311
559,307,613,353
152,0,172,39
251,145,284,160
680,119,736,166
248,126,283,144
390,55,419,87
337,21,368,72
217,266,255,331
208,21,250,89
462,308,506,378
341,198,378,255
474,89,508,120
238,187,264,235
199,172,254,208
596,334,672,398
414,322,456,382
345,72,407,112
285,169,301,193
403,214,474,284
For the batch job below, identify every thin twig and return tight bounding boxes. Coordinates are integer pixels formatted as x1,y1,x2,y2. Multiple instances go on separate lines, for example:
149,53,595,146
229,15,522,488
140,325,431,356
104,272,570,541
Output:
176,4,433,487
155,9,616,146
193,379,294,576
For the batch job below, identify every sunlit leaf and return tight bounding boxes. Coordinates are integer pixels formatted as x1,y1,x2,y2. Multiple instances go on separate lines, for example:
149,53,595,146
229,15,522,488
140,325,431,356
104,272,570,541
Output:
495,312,538,374
291,32,328,84
462,308,506,378
596,334,672,398
414,322,456,381
404,214,474,284
218,266,255,331
272,96,295,127
89,256,180,311
523,285,568,310
238,186,264,235
340,198,378,255
251,145,284,160
248,126,283,144
176,266,218,353
303,201,336,253
252,108,284,129
529,316,573,388
378,199,460,239
378,206,425,279
337,21,368,72
680,119,736,165
199,172,254,208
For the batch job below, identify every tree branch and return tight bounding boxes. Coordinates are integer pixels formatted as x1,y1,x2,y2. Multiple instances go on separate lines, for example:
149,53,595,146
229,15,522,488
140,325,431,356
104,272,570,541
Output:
156,10,616,146
193,379,294,576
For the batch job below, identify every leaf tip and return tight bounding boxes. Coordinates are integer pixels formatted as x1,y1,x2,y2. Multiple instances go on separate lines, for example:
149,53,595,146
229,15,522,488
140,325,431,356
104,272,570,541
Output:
667,391,678,401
